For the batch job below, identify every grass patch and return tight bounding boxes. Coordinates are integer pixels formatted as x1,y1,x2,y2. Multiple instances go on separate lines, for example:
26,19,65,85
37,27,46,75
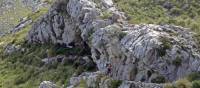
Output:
75,80,87,88
27,8,49,22
0,43,76,88
114,0,200,46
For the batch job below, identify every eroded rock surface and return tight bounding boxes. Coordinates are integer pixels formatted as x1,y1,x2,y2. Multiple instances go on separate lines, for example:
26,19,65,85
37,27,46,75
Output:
91,24,200,82
27,0,125,46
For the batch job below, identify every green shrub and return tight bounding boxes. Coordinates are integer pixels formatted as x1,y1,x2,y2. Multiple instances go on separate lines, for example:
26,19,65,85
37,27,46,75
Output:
172,57,182,67
187,72,200,82
192,80,200,88
110,80,122,88
54,47,69,55
119,32,127,40
151,76,166,83
157,37,172,57
164,83,175,88
175,79,192,88
47,48,56,57
15,72,32,85
75,66,85,76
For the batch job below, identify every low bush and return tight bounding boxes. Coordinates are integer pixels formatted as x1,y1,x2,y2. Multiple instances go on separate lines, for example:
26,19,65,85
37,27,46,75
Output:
187,72,200,82
172,57,182,67
110,80,122,88
175,79,192,88
192,80,200,88
151,76,166,83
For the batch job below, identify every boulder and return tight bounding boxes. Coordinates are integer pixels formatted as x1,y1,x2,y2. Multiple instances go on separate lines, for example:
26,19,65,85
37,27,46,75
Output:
42,55,65,64
91,24,200,81
39,81,57,88
4,44,25,55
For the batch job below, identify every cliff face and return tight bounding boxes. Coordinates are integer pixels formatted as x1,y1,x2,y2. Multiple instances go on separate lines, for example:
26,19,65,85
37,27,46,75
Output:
27,0,200,88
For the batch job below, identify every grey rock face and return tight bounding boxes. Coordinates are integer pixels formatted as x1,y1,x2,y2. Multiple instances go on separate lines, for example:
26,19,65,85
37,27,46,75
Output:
27,0,124,46
91,24,200,82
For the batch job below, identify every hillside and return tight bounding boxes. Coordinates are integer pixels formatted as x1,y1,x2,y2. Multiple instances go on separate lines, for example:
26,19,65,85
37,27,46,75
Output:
0,0,52,35
0,0,200,88
115,0,200,45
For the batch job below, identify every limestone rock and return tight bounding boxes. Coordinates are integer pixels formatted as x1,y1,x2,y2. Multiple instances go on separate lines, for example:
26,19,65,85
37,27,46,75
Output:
39,81,57,88
91,24,200,82
4,44,25,55
27,0,125,46
42,55,65,64
26,0,200,87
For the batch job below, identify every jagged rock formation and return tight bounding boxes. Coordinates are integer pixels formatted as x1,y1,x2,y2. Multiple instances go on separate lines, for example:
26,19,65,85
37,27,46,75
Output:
27,0,200,87
27,0,125,45
92,24,200,82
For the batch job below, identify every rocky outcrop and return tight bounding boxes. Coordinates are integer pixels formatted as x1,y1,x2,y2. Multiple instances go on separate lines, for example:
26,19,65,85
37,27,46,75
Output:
27,0,200,87
42,55,66,64
4,44,25,55
39,81,57,88
91,24,200,82
27,0,125,46
10,17,32,33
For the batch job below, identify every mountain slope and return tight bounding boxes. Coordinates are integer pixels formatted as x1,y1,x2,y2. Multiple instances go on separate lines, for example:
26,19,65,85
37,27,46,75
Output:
114,0,200,45
0,0,200,88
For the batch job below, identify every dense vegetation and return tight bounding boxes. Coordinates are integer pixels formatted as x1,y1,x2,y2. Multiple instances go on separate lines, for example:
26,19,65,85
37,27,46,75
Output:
0,44,75,88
